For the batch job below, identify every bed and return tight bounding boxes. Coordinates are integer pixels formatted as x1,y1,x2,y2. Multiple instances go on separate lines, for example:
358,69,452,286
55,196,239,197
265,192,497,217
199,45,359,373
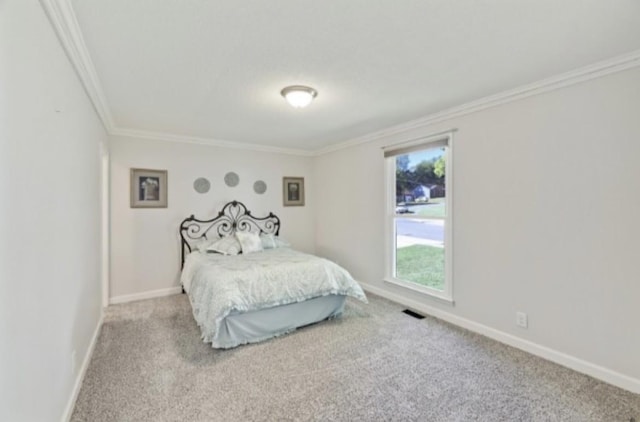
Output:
179,200,367,348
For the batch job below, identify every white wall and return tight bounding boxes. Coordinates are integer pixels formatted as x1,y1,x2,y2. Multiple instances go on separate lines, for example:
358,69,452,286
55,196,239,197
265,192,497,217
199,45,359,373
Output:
315,67,640,384
0,1,107,420
109,137,315,299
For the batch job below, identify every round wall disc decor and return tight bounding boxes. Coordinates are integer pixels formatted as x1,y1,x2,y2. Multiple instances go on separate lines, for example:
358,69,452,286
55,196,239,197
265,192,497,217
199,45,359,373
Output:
193,177,210,194
224,172,239,187
253,180,267,194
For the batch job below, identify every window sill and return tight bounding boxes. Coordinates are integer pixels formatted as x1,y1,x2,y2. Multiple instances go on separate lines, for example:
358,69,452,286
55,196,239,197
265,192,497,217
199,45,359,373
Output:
383,277,454,306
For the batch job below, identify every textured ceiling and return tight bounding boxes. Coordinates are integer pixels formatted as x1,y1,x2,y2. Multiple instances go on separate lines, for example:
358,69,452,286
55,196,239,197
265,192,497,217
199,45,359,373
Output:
70,0,640,151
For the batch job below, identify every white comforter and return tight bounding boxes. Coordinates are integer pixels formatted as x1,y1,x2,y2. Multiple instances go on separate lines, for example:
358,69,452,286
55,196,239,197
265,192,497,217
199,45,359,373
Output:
181,248,367,346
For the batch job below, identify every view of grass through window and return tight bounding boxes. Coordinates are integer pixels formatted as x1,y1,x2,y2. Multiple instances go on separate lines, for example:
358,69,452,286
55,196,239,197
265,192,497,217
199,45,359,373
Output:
394,147,446,291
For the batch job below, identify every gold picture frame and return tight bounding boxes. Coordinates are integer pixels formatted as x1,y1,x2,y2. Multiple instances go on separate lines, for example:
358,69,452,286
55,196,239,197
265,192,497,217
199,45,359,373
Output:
130,168,168,208
283,177,304,206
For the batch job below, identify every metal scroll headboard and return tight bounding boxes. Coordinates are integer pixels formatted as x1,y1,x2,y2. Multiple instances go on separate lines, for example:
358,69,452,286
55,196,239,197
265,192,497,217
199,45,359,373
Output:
178,200,280,268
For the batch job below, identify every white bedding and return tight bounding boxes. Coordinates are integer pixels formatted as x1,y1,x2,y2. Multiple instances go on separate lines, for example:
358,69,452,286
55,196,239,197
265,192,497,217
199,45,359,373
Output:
181,248,368,348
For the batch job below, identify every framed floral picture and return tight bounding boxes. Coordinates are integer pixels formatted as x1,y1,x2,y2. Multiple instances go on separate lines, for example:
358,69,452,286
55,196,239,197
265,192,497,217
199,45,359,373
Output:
130,168,168,208
283,176,304,206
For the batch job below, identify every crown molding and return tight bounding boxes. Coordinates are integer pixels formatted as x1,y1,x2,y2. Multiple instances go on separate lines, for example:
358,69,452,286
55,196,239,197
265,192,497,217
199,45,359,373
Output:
313,49,640,156
110,127,315,157
39,0,314,157
40,0,640,158
40,0,115,132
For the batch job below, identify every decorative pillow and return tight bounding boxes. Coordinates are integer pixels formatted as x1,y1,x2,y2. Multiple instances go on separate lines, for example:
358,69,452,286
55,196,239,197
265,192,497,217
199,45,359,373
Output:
206,235,242,255
260,233,277,250
273,236,291,248
193,237,218,253
236,231,263,254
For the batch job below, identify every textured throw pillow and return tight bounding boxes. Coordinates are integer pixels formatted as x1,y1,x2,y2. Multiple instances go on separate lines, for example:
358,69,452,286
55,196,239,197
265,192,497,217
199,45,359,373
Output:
206,235,242,255
236,231,263,254
260,233,277,250
193,237,218,253
273,236,291,248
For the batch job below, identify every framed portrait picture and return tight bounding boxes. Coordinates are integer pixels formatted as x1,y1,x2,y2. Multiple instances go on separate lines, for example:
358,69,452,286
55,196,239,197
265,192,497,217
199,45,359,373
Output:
283,177,305,206
130,168,168,208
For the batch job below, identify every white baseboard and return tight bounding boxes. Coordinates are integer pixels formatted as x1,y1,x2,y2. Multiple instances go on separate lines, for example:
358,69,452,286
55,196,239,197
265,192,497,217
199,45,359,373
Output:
358,280,640,395
61,311,103,422
60,285,180,420
109,286,182,305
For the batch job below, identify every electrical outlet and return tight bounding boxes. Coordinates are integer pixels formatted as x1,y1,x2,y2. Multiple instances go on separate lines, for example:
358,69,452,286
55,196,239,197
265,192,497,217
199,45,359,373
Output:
71,350,77,375
516,312,528,328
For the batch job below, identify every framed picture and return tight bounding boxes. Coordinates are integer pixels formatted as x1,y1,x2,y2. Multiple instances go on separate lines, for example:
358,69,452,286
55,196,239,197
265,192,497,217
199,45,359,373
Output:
130,168,168,208
283,177,305,206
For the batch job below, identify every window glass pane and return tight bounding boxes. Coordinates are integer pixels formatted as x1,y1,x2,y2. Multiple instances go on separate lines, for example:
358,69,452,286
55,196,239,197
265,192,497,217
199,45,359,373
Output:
395,218,445,291
395,148,446,216
392,144,447,292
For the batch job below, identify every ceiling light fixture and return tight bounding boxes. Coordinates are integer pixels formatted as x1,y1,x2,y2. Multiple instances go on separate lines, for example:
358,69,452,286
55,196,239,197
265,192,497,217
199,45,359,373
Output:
280,85,317,109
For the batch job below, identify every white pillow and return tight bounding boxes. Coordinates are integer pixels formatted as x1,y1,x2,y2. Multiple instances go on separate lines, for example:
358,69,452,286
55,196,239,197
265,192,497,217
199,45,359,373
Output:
206,235,241,255
273,236,291,248
236,231,263,254
192,237,218,253
260,233,277,250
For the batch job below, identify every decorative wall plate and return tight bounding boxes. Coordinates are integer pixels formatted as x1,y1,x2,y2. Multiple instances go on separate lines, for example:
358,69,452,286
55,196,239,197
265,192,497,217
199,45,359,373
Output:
193,177,210,194
224,172,239,187
253,180,267,194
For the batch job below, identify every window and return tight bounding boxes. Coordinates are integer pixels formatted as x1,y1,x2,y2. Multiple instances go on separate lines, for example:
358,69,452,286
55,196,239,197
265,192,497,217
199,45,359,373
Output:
384,133,453,302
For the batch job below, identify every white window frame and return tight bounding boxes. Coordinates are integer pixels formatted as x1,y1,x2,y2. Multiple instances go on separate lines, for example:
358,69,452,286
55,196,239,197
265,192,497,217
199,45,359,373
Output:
383,131,454,304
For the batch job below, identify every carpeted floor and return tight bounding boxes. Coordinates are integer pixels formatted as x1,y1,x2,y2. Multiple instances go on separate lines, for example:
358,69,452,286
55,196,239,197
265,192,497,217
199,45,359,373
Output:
71,294,640,422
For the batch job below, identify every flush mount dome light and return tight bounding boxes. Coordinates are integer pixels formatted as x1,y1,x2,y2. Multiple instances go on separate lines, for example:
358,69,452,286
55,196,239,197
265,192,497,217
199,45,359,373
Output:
280,85,317,108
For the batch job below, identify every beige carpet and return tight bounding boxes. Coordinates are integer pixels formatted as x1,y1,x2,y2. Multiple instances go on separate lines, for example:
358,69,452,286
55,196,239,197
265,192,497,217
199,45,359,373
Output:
71,294,640,421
